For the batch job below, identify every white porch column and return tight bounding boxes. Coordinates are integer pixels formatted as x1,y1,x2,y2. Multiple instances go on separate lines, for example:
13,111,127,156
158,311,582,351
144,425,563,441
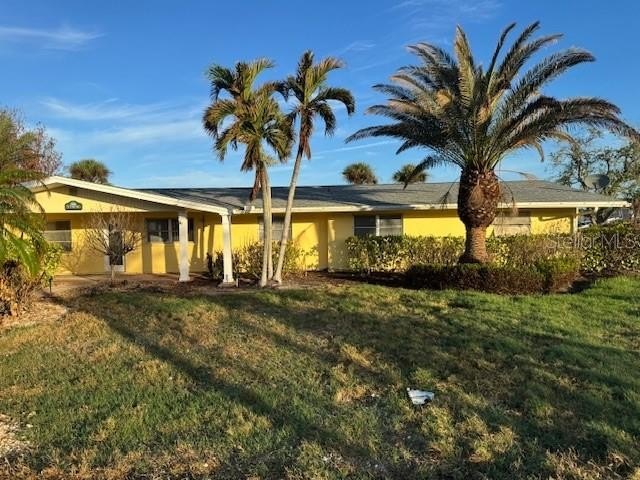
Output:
178,210,190,282
220,213,235,286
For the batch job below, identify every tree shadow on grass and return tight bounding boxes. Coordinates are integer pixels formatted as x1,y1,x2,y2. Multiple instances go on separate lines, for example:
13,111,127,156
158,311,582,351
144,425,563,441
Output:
70,284,640,478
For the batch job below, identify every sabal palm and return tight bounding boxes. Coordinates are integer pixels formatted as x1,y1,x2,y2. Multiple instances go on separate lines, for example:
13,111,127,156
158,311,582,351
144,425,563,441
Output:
342,162,378,185
348,22,638,262
69,159,111,184
273,51,355,283
203,58,293,286
393,163,428,184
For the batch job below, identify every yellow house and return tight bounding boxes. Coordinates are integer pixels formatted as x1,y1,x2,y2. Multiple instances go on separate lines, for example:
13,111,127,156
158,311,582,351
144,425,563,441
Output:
31,176,627,282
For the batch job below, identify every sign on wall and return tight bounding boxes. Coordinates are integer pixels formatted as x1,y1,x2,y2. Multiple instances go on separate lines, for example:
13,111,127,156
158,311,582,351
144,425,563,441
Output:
64,200,83,211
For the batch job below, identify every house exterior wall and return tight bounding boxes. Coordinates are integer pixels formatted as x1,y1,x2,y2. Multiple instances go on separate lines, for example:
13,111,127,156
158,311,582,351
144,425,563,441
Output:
35,186,577,275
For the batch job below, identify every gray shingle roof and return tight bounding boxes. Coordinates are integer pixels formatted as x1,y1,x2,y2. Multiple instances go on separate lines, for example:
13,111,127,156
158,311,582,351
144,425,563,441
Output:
139,180,624,212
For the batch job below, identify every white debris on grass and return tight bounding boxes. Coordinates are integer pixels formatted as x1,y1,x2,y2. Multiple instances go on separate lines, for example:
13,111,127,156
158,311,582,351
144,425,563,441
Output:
407,388,435,405
0,414,29,459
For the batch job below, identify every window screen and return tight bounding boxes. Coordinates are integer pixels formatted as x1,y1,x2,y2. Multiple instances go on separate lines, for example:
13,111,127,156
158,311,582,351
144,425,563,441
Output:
354,215,402,237
147,219,170,243
378,215,403,236
171,219,194,242
493,212,532,236
44,221,72,252
147,218,194,243
259,216,291,240
354,215,377,237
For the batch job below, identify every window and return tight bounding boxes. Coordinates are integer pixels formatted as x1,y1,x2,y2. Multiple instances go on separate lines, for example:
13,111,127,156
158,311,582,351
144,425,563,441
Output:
354,214,403,237
44,221,72,252
258,216,291,240
171,218,194,242
146,218,194,243
492,212,531,236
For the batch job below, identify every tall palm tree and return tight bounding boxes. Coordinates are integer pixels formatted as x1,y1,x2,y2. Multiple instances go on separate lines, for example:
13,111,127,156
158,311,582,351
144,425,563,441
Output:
347,22,638,263
203,59,293,286
392,163,428,184
272,51,355,284
68,159,111,184
342,162,378,185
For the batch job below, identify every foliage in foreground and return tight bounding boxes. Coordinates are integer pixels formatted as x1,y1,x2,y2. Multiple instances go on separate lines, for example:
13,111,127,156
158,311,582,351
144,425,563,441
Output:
344,224,640,278
0,278,638,478
405,258,580,294
210,241,304,280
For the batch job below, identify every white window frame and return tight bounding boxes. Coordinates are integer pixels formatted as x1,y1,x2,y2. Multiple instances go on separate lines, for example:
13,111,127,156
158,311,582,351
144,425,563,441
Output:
258,215,291,240
146,218,194,243
354,214,403,237
44,220,72,252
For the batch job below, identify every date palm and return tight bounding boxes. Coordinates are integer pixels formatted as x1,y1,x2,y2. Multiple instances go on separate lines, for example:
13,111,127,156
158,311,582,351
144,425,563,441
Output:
347,22,638,263
393,163,428,184
342,162,378,185
273,51,355,284
203,59,293,286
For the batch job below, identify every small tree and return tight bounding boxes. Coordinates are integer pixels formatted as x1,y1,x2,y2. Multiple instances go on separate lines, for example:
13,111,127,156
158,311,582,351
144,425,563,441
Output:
83,209,141,283
342,162,378,184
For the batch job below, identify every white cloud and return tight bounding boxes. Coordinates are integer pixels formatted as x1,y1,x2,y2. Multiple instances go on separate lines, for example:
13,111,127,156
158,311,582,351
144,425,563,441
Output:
42,98,170,121
333,40,377,57
0,25,102,50
316,140,396,155
139,170,253,188
90,119,205,145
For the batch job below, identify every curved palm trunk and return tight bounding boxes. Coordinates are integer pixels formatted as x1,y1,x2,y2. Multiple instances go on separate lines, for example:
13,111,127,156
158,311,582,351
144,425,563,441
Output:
457,169,501,263
259,166,273,287
273,143,305,284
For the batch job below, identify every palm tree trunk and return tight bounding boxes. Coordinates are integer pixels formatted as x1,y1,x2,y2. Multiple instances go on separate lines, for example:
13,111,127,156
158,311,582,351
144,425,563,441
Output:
259,166,272,287
457,168,500,264
273,142,305,283
462,226,489,263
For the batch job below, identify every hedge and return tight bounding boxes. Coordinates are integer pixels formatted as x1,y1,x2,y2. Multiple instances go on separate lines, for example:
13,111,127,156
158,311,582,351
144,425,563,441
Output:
345,223,640,276
405,257,580,294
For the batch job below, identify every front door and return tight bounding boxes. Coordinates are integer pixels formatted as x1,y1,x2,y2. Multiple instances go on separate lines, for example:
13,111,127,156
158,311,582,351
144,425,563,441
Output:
105,230,125,272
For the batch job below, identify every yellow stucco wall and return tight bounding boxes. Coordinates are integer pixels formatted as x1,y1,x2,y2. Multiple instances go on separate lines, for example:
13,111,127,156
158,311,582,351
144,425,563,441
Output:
36,185,577,275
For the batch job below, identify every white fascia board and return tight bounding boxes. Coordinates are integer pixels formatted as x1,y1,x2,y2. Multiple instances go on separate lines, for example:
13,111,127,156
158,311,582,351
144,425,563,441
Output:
232,200,630,215
31,176,231,215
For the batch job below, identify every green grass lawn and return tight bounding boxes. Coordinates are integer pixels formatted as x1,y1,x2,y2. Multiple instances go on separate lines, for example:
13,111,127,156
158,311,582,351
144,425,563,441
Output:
0,277,639,479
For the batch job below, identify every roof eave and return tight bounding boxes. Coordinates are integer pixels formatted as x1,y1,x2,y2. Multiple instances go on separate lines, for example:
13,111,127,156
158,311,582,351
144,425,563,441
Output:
29,176,232,215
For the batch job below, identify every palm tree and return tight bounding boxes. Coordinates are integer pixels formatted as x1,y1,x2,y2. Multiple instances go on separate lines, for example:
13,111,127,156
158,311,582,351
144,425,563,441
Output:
347,22,638,263
272,51,355,284
68,159,111,184
392,163,428,184
203,59,293,287
342,162,378,185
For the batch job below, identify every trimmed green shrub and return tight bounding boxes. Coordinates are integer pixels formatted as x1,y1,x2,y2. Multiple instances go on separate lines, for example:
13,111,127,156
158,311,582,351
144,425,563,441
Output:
345,234,580,273
578,223,640,275
210,241,304,280
405,264,546,294
405,257,580,294
535,256,581,292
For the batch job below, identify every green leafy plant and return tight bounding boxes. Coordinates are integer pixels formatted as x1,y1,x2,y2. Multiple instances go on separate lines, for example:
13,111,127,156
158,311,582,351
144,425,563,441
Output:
211,241,304,281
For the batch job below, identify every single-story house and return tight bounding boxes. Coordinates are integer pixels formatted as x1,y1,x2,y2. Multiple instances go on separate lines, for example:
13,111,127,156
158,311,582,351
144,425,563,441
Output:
31,175,627,283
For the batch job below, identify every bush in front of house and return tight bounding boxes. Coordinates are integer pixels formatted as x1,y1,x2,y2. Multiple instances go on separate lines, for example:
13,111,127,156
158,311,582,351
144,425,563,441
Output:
405,256,580,294
345,234,579,273
0,242,62,316
578,223,640,275
209,241,304,280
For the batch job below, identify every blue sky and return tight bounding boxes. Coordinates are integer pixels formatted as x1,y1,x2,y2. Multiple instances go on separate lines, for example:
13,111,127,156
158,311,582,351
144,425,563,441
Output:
2,0,639,188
